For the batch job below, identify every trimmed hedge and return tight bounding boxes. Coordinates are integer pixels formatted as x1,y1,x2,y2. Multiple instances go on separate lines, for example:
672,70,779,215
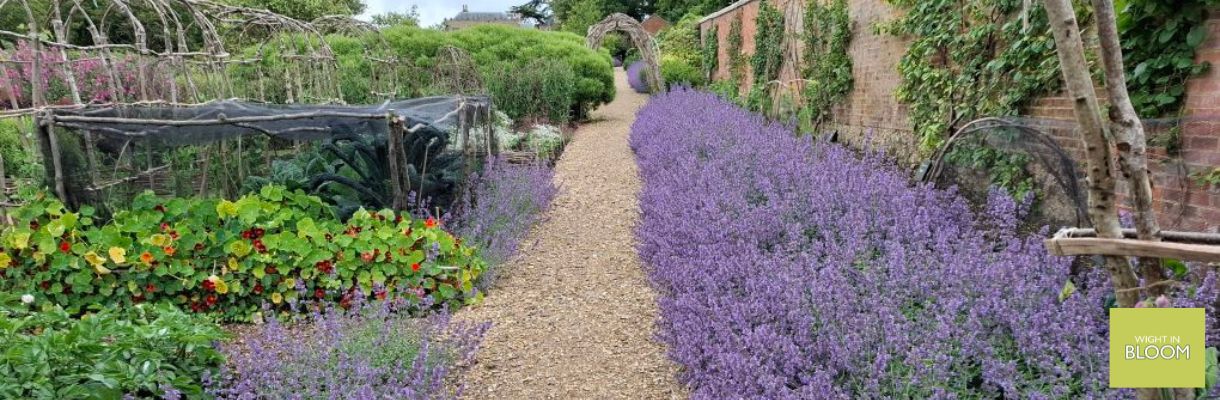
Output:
241,25,614,122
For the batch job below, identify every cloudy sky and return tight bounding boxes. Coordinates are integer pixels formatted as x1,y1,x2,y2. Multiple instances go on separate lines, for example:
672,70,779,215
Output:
360,1,522,28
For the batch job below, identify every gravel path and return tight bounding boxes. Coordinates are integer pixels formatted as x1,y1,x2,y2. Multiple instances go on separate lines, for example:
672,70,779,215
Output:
458,71,685,399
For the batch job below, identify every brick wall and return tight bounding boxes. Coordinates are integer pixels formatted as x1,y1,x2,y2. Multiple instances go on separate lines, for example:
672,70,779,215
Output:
699,0,917,163
698,1,1220,231
1029,13,1220,232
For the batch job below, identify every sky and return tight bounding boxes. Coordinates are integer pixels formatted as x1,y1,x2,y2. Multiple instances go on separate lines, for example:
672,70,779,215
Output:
360,1,522,28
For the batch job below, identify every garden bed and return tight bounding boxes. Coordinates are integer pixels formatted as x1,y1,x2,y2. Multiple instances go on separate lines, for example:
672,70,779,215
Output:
630,88,1220,398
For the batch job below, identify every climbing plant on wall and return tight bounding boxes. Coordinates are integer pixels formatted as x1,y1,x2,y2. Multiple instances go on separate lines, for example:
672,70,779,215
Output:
751,0,785,84
726,13,747,98
801,0,853,129
882,0,1061,152
1119,0,1218,118
702,23,719,81
746,0,785,115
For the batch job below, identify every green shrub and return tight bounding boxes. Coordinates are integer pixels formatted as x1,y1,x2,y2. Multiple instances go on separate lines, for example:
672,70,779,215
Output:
280,25,614,119
483,60,577,123
0,117,40,181
660,56,706,88
0,186,486,322
0,300,225,399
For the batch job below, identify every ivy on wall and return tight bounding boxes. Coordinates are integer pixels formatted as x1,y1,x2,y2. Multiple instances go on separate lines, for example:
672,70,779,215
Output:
1119,0,1217,118
701,23,719,81
751,0,785,84
746,0,785,115
881,0,1061,152
801,0,853,128
726,13,747,96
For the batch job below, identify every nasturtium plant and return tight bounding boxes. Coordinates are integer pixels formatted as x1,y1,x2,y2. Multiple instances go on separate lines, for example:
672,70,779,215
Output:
0,186,486,321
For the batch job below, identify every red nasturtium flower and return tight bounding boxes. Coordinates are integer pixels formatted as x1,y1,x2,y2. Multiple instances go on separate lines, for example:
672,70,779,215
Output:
58,241,71,253
374,289,387,300
194,242,205,251
201,279,216,291
253,283,264,295
424,217,438,229
316,260,334,274
314,288,326,299
411,262,421,272
145,283,156,292
360,252,375,263
266,266,278,274
205,294,218,306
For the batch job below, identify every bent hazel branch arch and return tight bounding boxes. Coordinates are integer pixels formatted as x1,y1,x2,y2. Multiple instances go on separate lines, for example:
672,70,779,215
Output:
587,13,663,93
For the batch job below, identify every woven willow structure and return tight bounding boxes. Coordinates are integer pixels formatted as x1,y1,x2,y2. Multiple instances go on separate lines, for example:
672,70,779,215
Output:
0,1,494,215
0,0,419,113
587,13,662,93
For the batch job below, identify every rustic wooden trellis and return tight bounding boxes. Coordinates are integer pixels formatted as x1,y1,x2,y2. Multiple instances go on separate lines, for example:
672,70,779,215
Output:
0,0,495,215
587,13,663,93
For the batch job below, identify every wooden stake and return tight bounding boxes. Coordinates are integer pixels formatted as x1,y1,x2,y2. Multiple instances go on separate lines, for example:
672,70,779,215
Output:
386,112,407,210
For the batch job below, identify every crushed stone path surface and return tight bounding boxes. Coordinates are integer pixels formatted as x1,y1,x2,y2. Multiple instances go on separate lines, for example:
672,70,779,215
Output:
457,71,685,399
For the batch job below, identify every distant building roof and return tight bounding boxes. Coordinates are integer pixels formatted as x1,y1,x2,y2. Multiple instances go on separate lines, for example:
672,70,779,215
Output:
641,15,671,35
449,4,519,23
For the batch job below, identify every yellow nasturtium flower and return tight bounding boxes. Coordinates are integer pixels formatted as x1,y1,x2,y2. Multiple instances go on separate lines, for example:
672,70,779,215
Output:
271,292,283,304
208,275,229,294
149,234,171,247
0,253,11,269
108,247,127,264
84,251,105,267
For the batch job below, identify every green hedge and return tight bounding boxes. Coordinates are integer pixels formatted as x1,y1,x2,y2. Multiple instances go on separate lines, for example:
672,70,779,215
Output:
238,26,615,122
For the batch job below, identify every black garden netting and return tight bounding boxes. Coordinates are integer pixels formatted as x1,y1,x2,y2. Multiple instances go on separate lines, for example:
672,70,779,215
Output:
35,96,496,218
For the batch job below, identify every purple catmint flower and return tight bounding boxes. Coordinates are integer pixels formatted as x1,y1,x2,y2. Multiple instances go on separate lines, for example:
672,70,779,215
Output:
626,61,650,94
627,88,1200,398
208,298,489,399
449,157,557,287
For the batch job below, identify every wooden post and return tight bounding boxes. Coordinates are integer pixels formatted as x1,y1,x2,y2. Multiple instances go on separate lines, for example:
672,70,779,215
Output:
1042,0,1142,308
40,113,69,204
386,112,407,211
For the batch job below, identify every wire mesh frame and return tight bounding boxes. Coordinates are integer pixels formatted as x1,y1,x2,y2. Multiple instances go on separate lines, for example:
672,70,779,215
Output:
34,96,498,214
923,117,1091,227
0,1,496,215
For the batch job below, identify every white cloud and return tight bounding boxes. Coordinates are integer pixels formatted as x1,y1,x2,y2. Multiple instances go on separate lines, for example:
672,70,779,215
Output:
360,0,521,28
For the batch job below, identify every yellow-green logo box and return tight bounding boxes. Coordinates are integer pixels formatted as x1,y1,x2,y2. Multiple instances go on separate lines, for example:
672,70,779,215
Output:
1110,308,1206,388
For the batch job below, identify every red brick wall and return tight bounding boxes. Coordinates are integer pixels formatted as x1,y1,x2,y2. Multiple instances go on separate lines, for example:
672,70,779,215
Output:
699,1,1220,231
1030,13,1220,232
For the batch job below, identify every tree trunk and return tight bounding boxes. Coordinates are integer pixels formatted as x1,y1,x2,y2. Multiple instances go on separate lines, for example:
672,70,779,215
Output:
1041,0,1141,307
1090,0,1169,297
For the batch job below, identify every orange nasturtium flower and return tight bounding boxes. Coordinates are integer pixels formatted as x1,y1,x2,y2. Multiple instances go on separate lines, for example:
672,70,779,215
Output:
139,251,154,265
163,246,176,257
424,217,438,229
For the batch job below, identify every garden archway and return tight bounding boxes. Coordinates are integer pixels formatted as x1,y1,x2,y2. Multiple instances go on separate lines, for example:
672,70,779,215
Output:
587,13,663,93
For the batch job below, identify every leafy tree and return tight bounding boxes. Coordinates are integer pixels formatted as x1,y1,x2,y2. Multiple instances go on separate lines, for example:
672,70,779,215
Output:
653,0,735,21
223,0,366,21
551,0,655,34
371,7,420,28
511,0,553,26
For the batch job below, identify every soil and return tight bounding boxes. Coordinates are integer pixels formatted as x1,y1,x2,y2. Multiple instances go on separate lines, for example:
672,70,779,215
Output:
457,71,685,399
